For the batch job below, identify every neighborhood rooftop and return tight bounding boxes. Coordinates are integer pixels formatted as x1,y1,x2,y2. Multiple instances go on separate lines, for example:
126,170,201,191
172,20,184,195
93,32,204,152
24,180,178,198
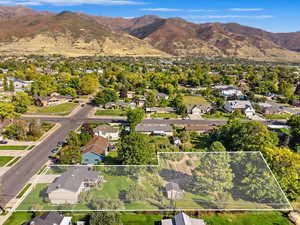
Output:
46,167,99,193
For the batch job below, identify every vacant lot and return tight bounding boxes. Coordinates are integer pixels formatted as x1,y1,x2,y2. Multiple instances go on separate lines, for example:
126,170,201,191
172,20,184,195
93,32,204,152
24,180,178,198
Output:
0,156,14,166
28,103,78,116
183,96,211,105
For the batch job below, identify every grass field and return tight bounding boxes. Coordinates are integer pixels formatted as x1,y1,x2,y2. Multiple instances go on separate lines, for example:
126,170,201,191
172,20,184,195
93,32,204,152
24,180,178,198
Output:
28,103,78,116
3,212,34,225
0,145,28,150
264,113,291,120
0,156,14,166
151,113,178,119
95,109,127,116
183,96,211,105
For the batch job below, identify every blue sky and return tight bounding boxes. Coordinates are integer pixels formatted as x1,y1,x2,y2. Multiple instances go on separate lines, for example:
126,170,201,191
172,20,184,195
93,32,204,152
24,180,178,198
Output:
0,0,299,32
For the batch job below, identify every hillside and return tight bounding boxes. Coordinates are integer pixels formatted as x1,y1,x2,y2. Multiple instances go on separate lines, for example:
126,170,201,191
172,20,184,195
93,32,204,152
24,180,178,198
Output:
0,6,299,61
0,11,167,57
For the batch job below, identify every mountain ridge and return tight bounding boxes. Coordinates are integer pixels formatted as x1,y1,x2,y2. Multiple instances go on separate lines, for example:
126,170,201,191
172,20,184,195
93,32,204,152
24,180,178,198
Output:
0,6,299,61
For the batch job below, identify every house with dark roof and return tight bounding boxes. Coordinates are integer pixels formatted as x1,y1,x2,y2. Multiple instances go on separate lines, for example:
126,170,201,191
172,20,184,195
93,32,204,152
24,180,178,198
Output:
165,182,184,200
28,212,72,225
46,167,102,204
161,212,206,225
81,136,109,165
34,94,73,107
93,125,119,140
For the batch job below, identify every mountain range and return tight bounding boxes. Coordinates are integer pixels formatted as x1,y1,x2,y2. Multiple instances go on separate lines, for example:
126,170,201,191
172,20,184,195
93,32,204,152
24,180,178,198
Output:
0,6,300,62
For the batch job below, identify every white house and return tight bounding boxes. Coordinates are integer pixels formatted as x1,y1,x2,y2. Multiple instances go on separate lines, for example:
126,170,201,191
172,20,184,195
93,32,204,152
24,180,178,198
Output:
224,100,255,117
161,212,206,225
188,105,212,116
93,125,119,140
221,87,243,98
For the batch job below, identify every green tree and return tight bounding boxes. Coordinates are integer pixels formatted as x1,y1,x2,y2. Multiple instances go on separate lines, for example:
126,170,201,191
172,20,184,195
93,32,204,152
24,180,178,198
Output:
13,92,32,113
208,120,278,152
79,74,99,95
0,102,19,120
90,212,122,225
9,80,14,92
263,147,300,201
145,91,157,107
118,132,156,165
59,145,81,164
288,115,300,149
94,88,119,105
127,107,145,130
209,141,226,152
191,152,234,202
3,76,8,92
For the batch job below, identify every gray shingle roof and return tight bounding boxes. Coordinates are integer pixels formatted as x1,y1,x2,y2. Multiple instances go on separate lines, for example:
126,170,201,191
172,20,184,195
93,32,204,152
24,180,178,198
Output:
165,182,181,192
29,211,64,225
46,167,100,193
136,124,173,132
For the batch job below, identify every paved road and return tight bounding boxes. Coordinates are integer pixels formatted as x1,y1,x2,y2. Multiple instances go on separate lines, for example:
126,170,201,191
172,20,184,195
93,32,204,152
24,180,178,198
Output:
0,104,92,208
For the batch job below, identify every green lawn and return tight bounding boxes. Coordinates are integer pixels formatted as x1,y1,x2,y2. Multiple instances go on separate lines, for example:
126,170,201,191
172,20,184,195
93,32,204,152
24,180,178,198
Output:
121,213,163,225
95,109,127,116
183,96,211,105
0,145,28,150
3,212,34,225
203,212,291,225
151,113,178,119
202,111,231,119
28,103,78,116
264,113,291,120
0,156,14,166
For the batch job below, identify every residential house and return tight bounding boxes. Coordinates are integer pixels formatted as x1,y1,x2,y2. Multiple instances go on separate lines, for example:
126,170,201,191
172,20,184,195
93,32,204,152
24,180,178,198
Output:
35,94,73,107
292,100,300,107
28,212,72,225
46,167,102,204
134,97,146,107
156,93,169,100
81,136,109,165
187,105,212,116
127,91,135,99
220,87,243,99
224,100,255,117
263,107,284,115
136,124,173,136
104,101,136,110
93,125,119,140
161,212,206,225
0,77,33,92
172,137,181,145
165,182,184,200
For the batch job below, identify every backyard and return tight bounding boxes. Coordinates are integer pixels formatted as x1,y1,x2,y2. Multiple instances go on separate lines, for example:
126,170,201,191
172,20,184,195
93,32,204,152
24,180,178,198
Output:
27,103,78,116
183,96,211,105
